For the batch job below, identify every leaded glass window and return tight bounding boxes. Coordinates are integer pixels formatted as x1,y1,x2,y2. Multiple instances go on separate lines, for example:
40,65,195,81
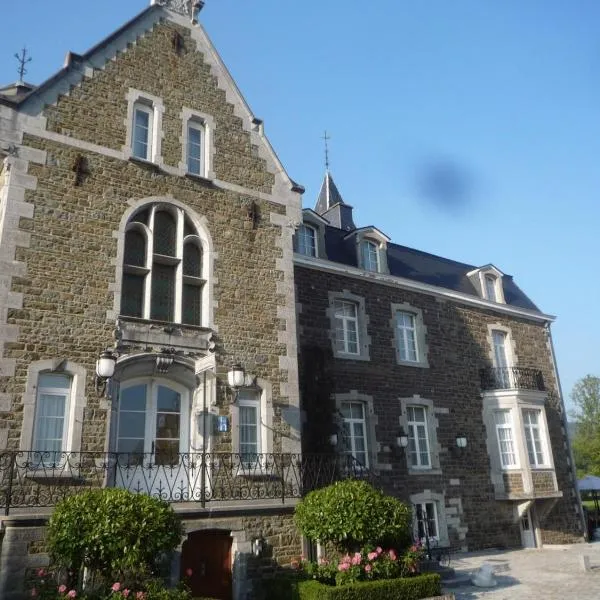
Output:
151,263,175,322
183,243,201,277
124,230,146,267
154,210,176,256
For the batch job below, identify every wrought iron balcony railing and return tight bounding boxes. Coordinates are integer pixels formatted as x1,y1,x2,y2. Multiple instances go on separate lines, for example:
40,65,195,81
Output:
479,366,545,392
0,451,375,516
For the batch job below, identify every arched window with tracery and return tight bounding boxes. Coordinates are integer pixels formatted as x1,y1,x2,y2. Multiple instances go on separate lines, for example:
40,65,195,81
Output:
120,204,206,326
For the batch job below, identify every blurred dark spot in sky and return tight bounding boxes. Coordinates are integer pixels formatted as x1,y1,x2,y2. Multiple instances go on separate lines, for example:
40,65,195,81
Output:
414,158,476,215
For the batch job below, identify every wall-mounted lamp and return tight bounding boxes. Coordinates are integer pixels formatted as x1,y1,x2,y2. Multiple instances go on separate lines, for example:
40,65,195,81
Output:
329,433,338,446
455,434,468,450
95,350,117,397
252,536,267,558
227,363,246,402
396,429,409,451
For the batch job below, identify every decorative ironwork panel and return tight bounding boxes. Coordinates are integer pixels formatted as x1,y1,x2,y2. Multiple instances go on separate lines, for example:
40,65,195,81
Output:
124,230,146,267
480,367,545,392
121,273,145,318
151,264,175,322
153,211,176,256
182,283,201,326
183,243,202,277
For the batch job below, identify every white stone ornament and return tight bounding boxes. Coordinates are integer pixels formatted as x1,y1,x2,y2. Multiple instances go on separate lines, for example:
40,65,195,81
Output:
151,0,193,18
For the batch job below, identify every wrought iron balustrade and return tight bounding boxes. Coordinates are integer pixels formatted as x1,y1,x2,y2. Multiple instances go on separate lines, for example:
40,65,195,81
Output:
479,366,545,392
0,451,374,516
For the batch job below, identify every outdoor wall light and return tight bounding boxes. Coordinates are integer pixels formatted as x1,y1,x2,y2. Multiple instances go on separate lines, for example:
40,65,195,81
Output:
95,349,117,397
252,536,266,558
226,363,246,402
396,429,409,450
455,434,468,449
329,433,338,446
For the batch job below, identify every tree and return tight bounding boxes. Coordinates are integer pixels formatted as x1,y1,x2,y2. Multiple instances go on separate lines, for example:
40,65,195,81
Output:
570,375,600,477
294,479,412,552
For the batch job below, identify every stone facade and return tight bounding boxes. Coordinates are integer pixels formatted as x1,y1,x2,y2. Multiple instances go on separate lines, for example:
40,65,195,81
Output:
295,264,584,550
0,4,301,599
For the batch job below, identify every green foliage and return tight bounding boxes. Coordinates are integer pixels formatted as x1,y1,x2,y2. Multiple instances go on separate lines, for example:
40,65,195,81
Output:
297,573,441,600
570,375,600,477
46,489,183,584
294,480,412,551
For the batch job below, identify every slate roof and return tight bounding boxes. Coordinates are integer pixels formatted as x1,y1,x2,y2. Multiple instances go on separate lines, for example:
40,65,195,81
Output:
315,171,347,214
321,224,540,312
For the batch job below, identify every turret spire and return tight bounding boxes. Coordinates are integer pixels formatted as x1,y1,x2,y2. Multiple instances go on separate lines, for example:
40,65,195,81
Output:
14,47,31,84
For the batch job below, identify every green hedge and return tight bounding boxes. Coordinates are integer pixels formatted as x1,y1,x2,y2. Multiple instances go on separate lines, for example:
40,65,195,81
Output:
297,573,441,600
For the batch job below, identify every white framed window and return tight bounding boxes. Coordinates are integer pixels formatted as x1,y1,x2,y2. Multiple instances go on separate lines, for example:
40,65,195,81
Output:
186,120,206,176
396,311,418,362
485,275,498,302
132,102,153,161
522,409,546,467
494,409,518,468
340,401,368,468
407,406,431,469
334,299,359,355
121,204,205,326
296,224,317,257
361,240,379,272
491,329,512,388
238,390,261,464
414,502,439,541
33,373,72,455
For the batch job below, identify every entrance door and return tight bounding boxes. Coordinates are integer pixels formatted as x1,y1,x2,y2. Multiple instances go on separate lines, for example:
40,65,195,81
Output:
181,531,233,600
115,379,190,497
520,509,536,548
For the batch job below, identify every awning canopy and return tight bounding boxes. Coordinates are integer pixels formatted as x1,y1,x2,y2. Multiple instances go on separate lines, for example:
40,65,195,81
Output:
578,475,600,492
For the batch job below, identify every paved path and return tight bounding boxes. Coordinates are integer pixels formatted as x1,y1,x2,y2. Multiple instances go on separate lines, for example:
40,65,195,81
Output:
444,542,600,600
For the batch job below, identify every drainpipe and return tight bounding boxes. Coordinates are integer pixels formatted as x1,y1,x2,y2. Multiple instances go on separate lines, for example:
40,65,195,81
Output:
545,320,587,540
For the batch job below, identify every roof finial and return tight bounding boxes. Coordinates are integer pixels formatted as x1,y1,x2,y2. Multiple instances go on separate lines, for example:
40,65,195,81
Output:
14,46,32,83
322,130,331,172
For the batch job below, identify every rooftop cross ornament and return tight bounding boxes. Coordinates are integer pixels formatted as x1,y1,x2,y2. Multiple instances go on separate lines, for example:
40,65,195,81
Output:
322,130,331,171
14,47,32,83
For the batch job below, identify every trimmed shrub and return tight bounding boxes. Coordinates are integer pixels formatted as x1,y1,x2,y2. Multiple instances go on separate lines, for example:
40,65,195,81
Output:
47,488,183,585
297,573,441,600
294,480,412,551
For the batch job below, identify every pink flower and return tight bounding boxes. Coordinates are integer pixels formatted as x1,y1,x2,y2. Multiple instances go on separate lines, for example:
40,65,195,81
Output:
341,554,351,563
185,568,193,577
318,557,329,565
122,591,130,598
388,549,397,561
67,592,76,599
136,593,146,600
31,589,37,598
58,585,67,594
338,562,349,571
37,569,46,578
351,552,362,565
290,560,300,570
376,546,383,555
112,583,121,592
365,564,372,572
368,551,378,561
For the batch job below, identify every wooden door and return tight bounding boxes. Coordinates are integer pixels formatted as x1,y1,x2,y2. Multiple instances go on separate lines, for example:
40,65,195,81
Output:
181,530,233,600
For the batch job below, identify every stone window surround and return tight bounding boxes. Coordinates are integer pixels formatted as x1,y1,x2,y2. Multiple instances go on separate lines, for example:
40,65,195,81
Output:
486,323,518,368
297,211,327,259
179,107,216,180
230,378,274,457
482,390,557,494
390,302,429,368
354,228,389,274
468,266,506,304
410,490,450,546
399,395,442,475
109,196,216,330
19,359,88,453
327,290,371,361
123,88,165,166
333,390,379,471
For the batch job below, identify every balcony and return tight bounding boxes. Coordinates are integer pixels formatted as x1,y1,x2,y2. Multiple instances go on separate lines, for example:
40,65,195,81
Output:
480,367,545,392
0,452,374,516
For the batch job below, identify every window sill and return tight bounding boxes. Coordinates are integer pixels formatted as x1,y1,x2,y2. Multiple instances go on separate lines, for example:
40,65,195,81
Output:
408,468,442,476
396,359,429,369
128,156,162,172
332,352,371,362
185,172,215,187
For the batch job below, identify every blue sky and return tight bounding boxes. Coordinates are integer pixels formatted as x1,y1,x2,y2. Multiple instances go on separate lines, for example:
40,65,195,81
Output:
2,0,599,412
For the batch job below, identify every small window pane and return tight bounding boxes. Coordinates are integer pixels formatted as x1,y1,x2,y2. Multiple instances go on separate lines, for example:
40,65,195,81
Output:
124,230,146,267
121,273,145,318
133,109,150,160
183,243,202,277
182,283,202,326
157,386,181,412
485,276,497,302
38,374,71,389
153,210,176,256
150,263,175,322
187,125,203,176
120,385,147,411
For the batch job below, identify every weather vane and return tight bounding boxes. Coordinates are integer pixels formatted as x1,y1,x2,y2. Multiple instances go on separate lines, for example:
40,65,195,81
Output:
14,47,32,82
322,130,331,171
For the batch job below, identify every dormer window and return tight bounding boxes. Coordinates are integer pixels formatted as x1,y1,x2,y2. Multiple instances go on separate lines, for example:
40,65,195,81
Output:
466,264,505,304
297,224,317,257
361,240,379,272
